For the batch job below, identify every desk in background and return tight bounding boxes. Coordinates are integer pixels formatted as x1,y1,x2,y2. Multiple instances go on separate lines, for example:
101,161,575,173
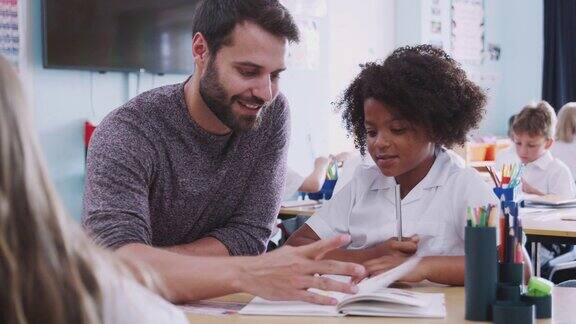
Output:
278,202,322,219
278,202,576,277
521,208,576,276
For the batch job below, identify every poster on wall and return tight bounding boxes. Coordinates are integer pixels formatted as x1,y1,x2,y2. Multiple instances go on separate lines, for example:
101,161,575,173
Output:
286,18,320,70
451,0,484,64
421,0,451,51
282,0,327,18
282,0,325,71
0,0,19,68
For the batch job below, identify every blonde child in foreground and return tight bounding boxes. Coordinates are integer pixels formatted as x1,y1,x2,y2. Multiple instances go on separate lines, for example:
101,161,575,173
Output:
287,45,499,285
512,102,575,197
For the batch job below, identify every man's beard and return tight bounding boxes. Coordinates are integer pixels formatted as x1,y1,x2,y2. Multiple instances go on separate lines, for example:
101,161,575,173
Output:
199,60,266,132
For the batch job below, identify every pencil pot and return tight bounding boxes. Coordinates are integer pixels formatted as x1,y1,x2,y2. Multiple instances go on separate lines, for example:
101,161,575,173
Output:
465,226,498,321
492,301,535,324
320,179,337,200
493,186,519,202
521,294,552,319
497,282,521,301
306,191,323,200
499,262,523,285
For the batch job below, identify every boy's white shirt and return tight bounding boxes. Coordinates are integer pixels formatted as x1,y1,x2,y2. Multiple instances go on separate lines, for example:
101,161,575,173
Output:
306,148,499,256
521,151,576,198
550,140,576,180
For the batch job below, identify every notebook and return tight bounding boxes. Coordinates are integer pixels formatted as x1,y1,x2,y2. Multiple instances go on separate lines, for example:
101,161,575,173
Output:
521,194,576,208
239,257,446,318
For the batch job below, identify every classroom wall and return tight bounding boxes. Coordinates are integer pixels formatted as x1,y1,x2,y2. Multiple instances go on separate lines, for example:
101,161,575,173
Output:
499,0,543,127
28,0,186,218
326,0,396,156
284,0,395,174
27,0,396,217
394,0,544,137
26,0,543,217
395,0,422,47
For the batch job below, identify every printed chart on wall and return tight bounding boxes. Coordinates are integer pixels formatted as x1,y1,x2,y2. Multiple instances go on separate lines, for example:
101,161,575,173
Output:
421,0,451,52
0,0,19,69
282,0,326,71
451,0,484,65
287,18,320,71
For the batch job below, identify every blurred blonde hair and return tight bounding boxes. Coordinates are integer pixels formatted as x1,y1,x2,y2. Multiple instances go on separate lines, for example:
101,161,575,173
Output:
556,102,576,143
0,55,160,323
512,101,557,139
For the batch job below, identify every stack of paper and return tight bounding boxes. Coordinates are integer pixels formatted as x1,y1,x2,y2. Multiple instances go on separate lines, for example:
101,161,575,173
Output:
521,195,576,209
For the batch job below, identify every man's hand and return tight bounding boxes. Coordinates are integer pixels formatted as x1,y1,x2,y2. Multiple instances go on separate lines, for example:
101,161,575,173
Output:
235,235,366,305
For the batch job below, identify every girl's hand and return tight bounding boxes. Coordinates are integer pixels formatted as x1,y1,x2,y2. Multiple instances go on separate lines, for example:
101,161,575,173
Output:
373,235,419,257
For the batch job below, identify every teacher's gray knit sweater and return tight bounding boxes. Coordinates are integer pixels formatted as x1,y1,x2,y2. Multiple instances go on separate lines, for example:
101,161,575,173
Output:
82,81,289,255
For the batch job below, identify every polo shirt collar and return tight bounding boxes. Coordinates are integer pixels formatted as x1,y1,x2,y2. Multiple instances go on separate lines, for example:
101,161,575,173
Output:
369,147,453,204
526,151,553,170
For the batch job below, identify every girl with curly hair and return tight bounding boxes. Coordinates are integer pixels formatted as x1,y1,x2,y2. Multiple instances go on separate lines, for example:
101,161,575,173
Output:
287,45,499,285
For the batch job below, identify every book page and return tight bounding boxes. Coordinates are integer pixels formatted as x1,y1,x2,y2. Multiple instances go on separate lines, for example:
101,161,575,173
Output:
356,256,421,294
338,288,428,308
238,299,340,316
239,257,425,317
339,292,446,318
325,256,421,302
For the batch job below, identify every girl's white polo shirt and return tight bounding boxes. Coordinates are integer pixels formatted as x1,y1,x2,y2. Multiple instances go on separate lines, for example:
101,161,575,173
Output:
306,148,499,257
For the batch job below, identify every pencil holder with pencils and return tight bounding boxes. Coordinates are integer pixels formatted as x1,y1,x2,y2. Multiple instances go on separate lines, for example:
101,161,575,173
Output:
489,163,526,270
496,200,525,303
494,177,526,304
493,186,520,202
465,205,498,321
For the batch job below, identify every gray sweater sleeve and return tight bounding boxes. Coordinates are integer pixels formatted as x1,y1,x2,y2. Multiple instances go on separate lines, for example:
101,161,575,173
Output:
82,113,155,249
208,96,290,255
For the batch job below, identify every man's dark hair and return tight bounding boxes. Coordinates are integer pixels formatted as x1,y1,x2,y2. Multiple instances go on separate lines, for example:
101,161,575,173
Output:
337,45,487,155
192,0,300,55
512,101,556,139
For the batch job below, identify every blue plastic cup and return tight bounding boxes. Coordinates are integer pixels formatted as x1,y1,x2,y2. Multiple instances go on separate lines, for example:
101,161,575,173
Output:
321,179,337,200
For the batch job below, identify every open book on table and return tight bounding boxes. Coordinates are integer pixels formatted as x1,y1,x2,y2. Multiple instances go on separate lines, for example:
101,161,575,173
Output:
239,257,446,318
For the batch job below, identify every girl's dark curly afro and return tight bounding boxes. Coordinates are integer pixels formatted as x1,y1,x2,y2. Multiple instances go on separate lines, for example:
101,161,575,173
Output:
337,44,486,155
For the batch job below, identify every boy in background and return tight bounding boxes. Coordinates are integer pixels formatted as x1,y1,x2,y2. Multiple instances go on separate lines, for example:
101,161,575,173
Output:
512,102,575,197
513,102,576,278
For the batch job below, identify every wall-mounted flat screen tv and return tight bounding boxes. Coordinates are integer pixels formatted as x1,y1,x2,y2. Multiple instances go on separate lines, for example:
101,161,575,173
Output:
42,0,199,74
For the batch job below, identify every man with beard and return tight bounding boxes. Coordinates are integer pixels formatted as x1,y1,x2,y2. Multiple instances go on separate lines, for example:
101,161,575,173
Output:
82,0,366,304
